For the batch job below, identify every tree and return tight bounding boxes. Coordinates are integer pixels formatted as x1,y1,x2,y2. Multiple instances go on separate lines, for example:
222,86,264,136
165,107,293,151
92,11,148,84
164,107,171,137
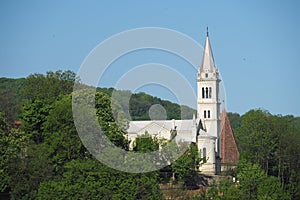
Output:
227,112,241,132
0,112,8,135
276,115,300,199
8,143,53,200
171,143,199,188
0,112,9,193
236,161,269,199
0,126,52,200
20,99,52,143
21,70,76,103
37,159,113,200
37,159,162,200
236,161,290,200
133,132,159,153
0,77,25,126
235,109,300,199
128,92,194,120
0,89,19,126
42,94,88,173
235,109,276,173
94,92,129,149
205,161,290,200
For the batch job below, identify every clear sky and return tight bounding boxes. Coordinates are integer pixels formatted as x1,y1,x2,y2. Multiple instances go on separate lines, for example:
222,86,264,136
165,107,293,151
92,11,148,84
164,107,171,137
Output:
1,0,300,116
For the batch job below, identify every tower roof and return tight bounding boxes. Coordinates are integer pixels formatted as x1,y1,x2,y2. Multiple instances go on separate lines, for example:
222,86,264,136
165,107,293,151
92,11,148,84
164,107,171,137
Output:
200,29,217,72
220,108,240,164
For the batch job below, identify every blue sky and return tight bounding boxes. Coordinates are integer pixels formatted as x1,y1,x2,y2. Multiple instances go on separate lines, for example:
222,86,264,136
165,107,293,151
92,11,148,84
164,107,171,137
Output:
1,0,300,116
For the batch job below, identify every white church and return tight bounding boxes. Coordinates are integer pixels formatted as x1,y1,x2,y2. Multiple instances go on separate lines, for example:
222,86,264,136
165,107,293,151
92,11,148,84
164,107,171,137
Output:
126,31,239,174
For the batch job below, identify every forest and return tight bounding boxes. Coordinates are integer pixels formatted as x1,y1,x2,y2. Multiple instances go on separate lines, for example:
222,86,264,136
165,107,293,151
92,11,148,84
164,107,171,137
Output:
0,70,299,199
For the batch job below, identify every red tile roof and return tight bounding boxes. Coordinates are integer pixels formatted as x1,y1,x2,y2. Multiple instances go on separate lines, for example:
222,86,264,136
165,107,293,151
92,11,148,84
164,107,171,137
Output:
220,108,239,164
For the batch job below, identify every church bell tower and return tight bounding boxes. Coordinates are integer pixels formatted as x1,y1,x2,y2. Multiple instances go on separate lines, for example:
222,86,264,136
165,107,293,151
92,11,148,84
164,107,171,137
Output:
197,29,221,156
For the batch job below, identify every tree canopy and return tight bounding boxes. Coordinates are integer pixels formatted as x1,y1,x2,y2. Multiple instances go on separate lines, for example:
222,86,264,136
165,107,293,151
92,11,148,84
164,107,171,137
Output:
0,71,300,199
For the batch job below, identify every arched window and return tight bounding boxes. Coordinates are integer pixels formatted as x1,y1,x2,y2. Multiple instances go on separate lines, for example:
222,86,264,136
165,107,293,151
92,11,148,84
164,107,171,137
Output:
204,110,207,118
205,87,208,98
202,87,205,98
203,147,207,162
209,87,212,98
208,110,211,118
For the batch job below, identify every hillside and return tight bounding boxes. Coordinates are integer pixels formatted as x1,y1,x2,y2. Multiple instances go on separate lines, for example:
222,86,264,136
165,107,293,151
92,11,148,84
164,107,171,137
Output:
0,77,25,123
0,74,195,124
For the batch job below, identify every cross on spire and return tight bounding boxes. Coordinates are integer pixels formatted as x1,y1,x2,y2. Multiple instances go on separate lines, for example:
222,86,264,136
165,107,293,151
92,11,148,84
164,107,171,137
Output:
206,26,209,37
200,28,216,72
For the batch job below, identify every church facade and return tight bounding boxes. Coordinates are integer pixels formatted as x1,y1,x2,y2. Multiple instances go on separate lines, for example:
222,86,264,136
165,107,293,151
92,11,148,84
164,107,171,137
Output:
126,31,239,174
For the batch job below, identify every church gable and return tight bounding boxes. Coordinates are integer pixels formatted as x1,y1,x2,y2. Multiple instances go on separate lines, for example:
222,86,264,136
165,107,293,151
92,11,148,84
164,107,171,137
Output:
220,109,239,165
137,122,171,139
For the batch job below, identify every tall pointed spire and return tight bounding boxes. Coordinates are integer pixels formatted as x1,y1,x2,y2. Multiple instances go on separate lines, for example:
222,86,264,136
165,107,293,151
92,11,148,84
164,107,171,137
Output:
200,28,216,72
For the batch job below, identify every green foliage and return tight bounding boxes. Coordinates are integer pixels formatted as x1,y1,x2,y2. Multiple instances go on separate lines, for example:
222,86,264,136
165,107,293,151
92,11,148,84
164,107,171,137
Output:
236,161,268,199
0,74,196,124
257,176,290,200
95,92,129,149
37,159,114,200
133,132,159,153
0,113,9,192
107,89,196,121
8,143,53,200
96,87,114,96
2,71,300,199
180,105,196,119
0,77,25,124
237,161,290,200
235,109,300,199
20,99,52,143
0,112,8,134
37,159,162,200
0,126,33,196
206,161,290,200
43,94,88,173
227,112,241,132
129,92,195,120
171,143,199,188
21,70,76,103
0,89,19,125
236,109,278,173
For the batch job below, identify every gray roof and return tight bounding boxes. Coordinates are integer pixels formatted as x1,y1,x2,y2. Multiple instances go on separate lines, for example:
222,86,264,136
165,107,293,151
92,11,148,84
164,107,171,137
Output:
127,119,194,134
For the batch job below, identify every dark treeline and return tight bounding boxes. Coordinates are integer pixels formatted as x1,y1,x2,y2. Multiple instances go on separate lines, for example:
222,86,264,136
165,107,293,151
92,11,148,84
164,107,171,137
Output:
96,88,195,120
0,70,299,199
0,73,195,125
